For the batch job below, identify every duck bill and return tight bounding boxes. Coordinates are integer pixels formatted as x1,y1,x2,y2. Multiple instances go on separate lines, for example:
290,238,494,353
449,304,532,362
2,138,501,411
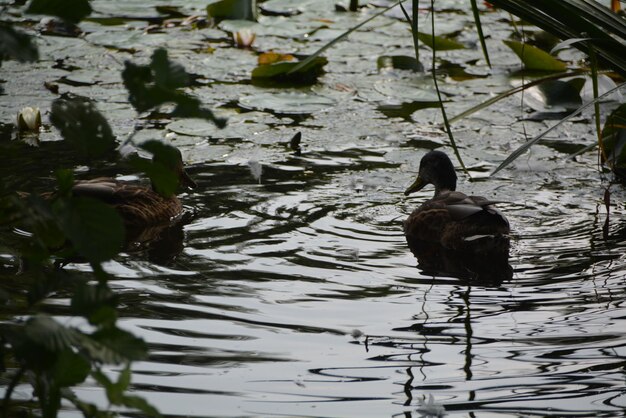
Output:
180,169,197,189
404,176,425,196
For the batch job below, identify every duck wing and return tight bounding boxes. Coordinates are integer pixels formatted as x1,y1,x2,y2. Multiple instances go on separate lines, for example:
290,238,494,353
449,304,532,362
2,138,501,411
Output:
72,178,144,204
435,191,508,226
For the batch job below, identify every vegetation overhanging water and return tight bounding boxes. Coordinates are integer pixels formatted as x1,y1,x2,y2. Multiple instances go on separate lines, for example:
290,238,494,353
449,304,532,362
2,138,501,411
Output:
1,0,626,417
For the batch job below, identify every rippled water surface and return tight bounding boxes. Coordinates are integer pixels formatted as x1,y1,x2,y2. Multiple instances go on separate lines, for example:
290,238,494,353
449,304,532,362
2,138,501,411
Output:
3,0,626,416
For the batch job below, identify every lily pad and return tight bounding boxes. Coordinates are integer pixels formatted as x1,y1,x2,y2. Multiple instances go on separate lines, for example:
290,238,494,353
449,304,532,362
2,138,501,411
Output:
523,79,584,113
207,0,258,21
238,92,335,115
251,56,328,85
503,40,567,72
374,79,440,102
377,55,424,72
417,32,465,51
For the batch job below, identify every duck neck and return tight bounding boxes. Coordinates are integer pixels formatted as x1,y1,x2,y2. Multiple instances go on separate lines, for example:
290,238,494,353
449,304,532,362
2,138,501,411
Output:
434,184,455,197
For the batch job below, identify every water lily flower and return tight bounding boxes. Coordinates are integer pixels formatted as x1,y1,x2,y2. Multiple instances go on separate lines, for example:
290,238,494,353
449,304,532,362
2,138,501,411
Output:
17,107,42,132
234,29,256,48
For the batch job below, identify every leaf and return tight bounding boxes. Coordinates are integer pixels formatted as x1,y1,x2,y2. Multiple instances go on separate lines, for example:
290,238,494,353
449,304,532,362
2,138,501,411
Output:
0,24,38,63
91,328,148,362
26,0,92,24
206,0,257,21
121,395,161,417
503,39,568,72
71,283,119,327
52,349,91,386
251,57,327,85
377,55,423,71
129,140,183,197
417,31,465,51
55,196,125,263
258,52,294,65
49,97,117,160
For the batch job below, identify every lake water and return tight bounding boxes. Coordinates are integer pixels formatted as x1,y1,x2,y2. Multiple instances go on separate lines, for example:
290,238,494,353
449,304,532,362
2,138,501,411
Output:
2,0,626,417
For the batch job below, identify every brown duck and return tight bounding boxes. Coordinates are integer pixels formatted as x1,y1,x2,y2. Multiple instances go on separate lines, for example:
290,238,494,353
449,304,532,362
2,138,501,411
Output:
67,149,196,228
403,150,509,253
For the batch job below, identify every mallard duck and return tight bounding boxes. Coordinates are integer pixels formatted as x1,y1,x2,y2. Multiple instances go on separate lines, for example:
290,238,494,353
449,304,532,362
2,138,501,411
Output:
403,150,509,253
68,149,196,228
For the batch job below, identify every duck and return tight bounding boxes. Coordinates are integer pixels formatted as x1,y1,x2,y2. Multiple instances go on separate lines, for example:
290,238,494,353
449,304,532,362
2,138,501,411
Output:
403,150,510,253
66,148,196,229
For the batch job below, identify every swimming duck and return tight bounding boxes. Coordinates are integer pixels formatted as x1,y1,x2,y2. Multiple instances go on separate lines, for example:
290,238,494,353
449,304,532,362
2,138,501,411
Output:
403,150,509,253
68,149,196,228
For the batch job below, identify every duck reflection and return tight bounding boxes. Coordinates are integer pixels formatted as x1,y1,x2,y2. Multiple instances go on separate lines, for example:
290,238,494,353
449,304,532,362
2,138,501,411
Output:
406,238,512,286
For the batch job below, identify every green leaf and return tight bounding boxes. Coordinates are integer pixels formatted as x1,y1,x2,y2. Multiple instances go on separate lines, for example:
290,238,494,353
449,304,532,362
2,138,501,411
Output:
52,349,90,386
206,0,257,21
503,39,568,72
129,140,184,197
26,0,92,24
121,395,161,417
0,24,39,63
49,97,117,160
417,31,465,51
377,55,423,72
55,196,125,263
71,283,119,326
252,57,327,85
91,328,148,362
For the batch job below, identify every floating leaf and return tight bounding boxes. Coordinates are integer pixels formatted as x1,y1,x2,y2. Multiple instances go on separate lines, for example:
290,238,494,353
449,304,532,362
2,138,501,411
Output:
417,32,465,51
0,24,39,63
377,55,424,72
251,56,327,85
258,51,295,65
239,92,335,115
503,40,567,71
207,0,258,21
49,97,117,160
26,0,92,24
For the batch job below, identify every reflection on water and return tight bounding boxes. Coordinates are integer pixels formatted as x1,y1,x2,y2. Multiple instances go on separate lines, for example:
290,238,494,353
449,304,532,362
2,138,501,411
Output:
7,152,617,418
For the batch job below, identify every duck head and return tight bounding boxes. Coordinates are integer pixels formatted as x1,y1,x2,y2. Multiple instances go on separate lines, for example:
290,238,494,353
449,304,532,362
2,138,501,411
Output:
404,150,457,196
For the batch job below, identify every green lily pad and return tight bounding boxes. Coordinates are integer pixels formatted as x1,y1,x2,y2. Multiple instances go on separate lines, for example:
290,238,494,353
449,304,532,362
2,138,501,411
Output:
374,79,440,102
207,0,257,21
377,55,424,72
417,32,465,51
251,56,328,85
503,40,567,72
239,92,335,115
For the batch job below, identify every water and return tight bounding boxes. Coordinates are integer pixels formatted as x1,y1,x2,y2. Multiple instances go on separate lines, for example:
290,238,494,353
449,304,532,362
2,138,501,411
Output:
3,0,626,416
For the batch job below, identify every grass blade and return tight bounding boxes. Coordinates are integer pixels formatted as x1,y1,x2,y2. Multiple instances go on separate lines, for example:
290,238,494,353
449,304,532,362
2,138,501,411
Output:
491,82,626,175
288,1,406,74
